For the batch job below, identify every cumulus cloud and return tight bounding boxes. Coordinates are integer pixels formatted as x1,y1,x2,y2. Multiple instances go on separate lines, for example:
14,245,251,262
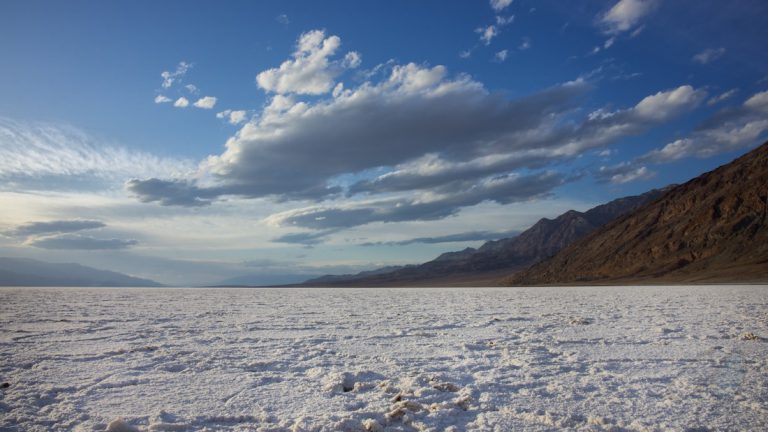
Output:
496,15,514,25
347,85,704,196
642,90,768,162
4,220,106,238
129,65,703,215
490,0,513,12
217,109,248,125
174,97,189,108
693,47,726,65
127,31,708,234
494,50,509,62
600,0,659,35
154,95,172,104
256,30,349,95
27,235,138,250
343,51,362,68
476,25,498,45
128,65,589,206
193,96,217,109
0,118,194,192
161,61,192,88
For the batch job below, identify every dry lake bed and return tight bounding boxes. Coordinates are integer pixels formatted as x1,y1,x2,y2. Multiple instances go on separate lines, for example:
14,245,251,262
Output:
1,286,766,431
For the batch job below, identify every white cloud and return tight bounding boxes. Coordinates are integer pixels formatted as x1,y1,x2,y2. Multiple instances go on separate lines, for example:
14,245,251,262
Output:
707,89,738,106
600,0,659,34
276,14,289,24
228,110,247,124
161,61,192,89
348,85,704,196
129,64,588,206
693,47,726,64
496,15,514,25
130,75,702,214
459,50,472,59
185,84,199,94
519,37,531,50
643,90,768,162
343,51,362,68
597,163,654,184
745,91,768,110
174,97,189,108
217,109,248,125
476,25,498,45
0,118,194,192
494,50,509,62
490,0,513,12
193,96,217,109
632,85,706,121
256,30,344,95
154,95,171,104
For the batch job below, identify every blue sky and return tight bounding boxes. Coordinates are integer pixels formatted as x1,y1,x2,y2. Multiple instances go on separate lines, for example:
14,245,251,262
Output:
1,0,767,285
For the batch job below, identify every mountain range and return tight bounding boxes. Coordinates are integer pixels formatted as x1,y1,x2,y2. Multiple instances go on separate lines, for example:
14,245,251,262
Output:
301,188,668,286
0,257,162,287
510,142,768,285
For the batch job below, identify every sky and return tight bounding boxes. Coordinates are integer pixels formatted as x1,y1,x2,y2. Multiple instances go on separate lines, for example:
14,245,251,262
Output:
1,0,767,286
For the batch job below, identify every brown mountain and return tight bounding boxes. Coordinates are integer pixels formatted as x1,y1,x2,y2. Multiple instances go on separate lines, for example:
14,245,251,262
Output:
509,142,768,285
301,188,666,287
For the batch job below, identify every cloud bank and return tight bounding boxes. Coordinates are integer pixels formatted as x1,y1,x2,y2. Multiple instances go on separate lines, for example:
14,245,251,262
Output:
125,29,711,237
4,220,106,238
27,235,138,250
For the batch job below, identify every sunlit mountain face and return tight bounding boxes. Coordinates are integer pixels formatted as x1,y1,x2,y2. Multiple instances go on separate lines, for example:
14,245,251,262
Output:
1,0,767,286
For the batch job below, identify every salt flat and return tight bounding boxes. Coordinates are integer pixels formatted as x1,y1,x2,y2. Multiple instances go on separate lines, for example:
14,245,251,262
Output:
0,286,766,431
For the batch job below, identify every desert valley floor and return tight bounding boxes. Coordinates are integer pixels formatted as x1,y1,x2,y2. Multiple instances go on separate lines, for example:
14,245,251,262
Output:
1,286,766,431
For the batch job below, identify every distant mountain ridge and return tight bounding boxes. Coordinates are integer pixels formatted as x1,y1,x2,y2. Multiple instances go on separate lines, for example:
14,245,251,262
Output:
301,188,668,286
510,142,768,285
0,257,162,287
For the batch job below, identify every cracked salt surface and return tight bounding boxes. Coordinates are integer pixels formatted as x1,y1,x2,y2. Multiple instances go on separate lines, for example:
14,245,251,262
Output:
1,286,766,431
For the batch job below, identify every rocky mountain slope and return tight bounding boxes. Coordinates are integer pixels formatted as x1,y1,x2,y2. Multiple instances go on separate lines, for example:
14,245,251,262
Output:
509,142,768,285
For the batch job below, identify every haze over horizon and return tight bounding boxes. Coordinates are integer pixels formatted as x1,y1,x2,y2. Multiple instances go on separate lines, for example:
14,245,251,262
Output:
1,0,767,286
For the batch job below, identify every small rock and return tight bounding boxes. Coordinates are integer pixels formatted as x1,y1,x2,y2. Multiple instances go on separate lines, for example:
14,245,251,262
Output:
1,382,9,389
362,419,383,432
740,332,759,341
432,382,459,392
569,317,592,325
455,395,472,410
105,418,139,432
386,400,423,420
